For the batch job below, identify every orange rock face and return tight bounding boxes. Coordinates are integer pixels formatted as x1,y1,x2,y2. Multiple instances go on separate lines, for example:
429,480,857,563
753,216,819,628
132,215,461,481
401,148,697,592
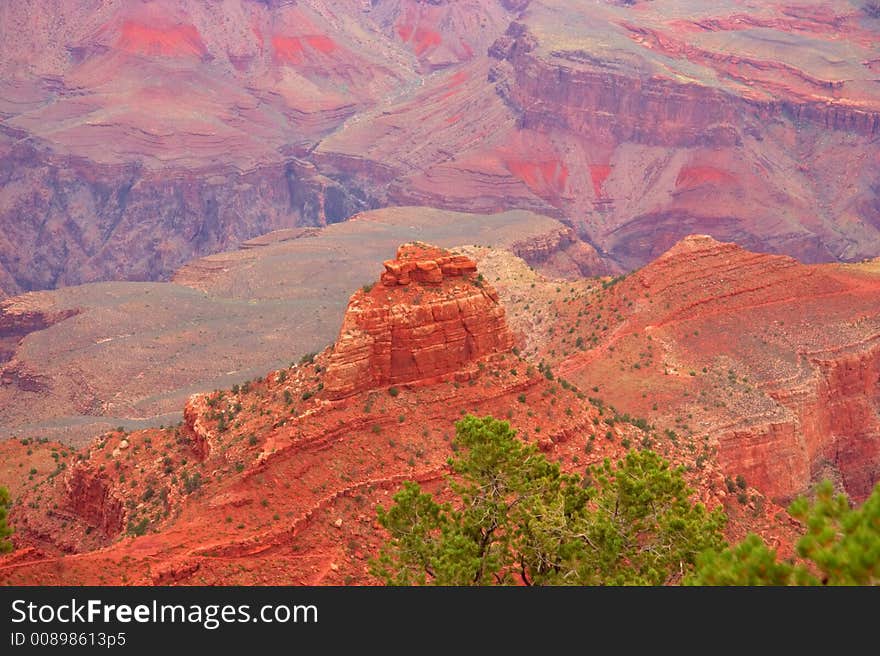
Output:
63,466,127,539
325,244,514,399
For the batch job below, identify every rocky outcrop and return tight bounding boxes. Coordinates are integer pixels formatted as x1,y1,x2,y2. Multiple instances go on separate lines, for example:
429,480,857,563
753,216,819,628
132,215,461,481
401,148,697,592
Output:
379,244,478,286
182,395,214,461
324,243,515,399
64,465,127,538
511,225,615,277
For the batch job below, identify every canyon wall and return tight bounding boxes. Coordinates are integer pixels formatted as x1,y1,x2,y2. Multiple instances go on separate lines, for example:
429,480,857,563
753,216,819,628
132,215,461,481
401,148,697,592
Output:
719,340,880,503
553,234,880,504
0,135,375,296
4,1,880,294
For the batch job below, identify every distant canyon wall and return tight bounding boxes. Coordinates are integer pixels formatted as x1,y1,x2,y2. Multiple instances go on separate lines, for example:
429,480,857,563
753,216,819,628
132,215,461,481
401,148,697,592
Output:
0,134,375,297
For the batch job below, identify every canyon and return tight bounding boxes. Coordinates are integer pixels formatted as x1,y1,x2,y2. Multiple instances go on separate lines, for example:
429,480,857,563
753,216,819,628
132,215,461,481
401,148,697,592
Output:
1,0,879,586
2,1,879,296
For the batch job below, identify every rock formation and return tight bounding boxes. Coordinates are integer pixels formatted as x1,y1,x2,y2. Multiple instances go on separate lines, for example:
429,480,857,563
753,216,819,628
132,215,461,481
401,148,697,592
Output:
4,241,658,584
324,243,515,398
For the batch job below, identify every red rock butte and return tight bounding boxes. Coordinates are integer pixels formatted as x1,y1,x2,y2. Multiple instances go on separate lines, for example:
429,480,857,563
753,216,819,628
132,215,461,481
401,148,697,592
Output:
324,243,514,399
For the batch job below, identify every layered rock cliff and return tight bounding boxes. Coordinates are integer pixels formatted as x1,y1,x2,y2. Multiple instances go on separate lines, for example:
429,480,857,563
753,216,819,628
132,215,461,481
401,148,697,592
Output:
324,243,515,398
719,338,880,503
526,235,880,503
314,2,880,270
4,1,880,294
0,134,375,295
63,466,127,539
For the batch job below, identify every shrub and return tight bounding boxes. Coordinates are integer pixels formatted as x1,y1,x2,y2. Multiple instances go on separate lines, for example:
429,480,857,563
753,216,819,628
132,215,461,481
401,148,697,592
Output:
690,480,880,585
127,518,149,537
183,471,203,494
371,417,726,586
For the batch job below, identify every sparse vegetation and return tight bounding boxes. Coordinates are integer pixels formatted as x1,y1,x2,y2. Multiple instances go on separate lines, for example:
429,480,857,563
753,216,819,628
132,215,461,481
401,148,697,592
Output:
127,518,149,537
183,471,202,494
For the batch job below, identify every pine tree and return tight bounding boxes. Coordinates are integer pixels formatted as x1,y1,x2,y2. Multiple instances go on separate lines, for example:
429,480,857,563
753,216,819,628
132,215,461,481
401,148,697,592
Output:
371,415,726,585
689,480,880,585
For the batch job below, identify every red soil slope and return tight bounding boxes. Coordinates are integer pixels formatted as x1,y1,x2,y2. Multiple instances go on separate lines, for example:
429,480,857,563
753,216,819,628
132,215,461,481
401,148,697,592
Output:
0,242,799,584
521,235,880,504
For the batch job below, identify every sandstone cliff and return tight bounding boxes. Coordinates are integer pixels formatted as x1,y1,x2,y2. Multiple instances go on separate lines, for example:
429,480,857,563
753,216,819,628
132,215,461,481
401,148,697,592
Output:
324,243,515,398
